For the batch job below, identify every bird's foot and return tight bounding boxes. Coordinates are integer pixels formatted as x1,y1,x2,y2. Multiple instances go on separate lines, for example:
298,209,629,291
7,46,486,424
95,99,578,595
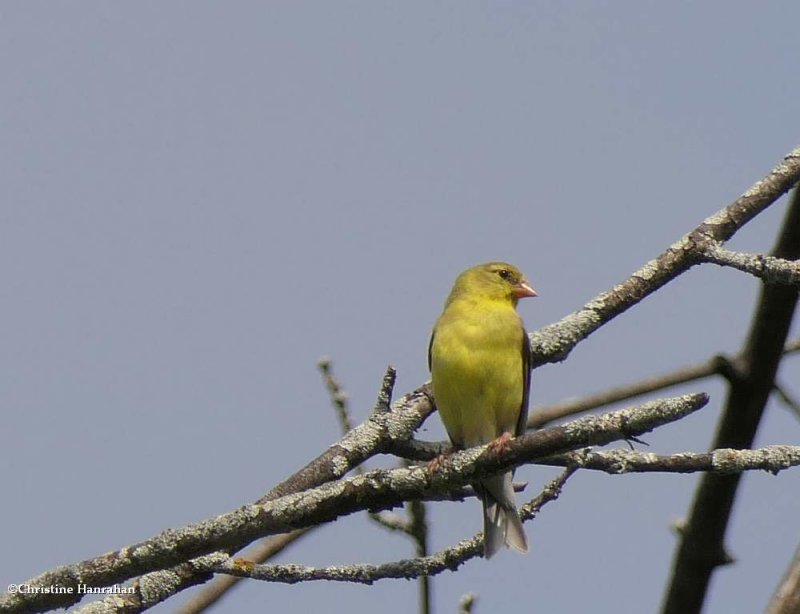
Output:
487,432,514,455
427,446,456,473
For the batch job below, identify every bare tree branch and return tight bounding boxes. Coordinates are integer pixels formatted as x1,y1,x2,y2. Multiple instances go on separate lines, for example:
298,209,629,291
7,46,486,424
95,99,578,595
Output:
407,497,430,614
260,365,409,503
539,445,800,475
68,553,229,614
214,468,577,585
4,147,800,614
318,356,354,433
70,444,800,614
395,337,800,465
528,337,800,428
0,394,706,614
403,455,432,614
171,531,310,614
528,146,800,368
37,371,420,614
213,442,800,588
530,356,733,428
176,358,359,614
662,187,800,614
700,243,800,285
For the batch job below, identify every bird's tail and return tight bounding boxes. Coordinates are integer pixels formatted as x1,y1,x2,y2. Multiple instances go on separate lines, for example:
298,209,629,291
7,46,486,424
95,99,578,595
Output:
480,472,528,558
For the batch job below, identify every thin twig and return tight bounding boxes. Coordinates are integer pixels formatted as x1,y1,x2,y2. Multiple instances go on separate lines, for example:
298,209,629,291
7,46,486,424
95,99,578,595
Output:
408,498,431,614
373,366,397,414
458,593,478,613
539,446,800,475
774,381,800,421
700,242,800,286
172,531,309,614
259,370,421,503
369,512,413,534
767,543,800,614
318,357,353,433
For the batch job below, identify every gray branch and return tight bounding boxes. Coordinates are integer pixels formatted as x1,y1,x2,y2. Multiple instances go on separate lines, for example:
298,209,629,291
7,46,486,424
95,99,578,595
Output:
527,337,800,428
662,182,800,613
539,445,800,475
209,444,800,586
4,145,800,614
528,146,800,367
0,394,707,614
213,468,576,585
700,242,800,285
767,543,800,614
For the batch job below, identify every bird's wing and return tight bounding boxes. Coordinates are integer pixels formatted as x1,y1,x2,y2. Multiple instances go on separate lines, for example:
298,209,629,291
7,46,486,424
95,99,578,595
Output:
427,329,435,372
515,328,532,437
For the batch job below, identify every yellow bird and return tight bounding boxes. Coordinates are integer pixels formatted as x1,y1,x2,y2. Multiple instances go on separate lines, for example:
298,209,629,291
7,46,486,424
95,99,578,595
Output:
428,262,536,558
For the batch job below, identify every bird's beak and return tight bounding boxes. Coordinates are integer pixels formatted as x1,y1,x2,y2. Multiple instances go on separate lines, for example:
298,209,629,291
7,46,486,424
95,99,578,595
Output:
514,279,537,298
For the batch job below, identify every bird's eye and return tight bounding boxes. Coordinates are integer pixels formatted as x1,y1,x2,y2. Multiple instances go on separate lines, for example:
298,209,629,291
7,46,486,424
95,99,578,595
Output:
497,269,511,280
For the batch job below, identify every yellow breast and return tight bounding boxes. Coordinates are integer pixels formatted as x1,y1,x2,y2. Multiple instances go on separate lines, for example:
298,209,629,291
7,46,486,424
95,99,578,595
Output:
430,299,525,448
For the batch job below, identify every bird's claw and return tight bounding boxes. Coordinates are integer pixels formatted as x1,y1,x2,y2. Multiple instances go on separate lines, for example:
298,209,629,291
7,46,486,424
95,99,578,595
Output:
427,446,456,473
488,432,514,455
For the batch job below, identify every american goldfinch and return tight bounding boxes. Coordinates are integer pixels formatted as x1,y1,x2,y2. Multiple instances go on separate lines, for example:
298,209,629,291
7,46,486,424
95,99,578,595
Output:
428,262,536,558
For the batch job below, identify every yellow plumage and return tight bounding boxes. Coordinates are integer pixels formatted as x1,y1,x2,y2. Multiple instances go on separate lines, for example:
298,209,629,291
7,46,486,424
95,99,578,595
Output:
429,262,535,558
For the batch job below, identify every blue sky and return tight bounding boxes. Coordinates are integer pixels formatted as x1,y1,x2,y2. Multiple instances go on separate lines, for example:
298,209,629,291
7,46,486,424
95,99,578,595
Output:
2,3,799,612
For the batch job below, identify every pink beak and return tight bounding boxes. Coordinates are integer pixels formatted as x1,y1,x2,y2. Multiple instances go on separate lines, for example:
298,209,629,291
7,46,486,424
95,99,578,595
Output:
514,279,537,298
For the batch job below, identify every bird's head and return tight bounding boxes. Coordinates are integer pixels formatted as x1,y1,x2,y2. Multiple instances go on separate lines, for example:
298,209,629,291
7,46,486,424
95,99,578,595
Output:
448,262,537,306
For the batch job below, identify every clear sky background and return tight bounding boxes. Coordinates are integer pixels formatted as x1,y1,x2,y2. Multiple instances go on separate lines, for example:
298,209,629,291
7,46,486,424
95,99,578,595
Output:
2,3,799,613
